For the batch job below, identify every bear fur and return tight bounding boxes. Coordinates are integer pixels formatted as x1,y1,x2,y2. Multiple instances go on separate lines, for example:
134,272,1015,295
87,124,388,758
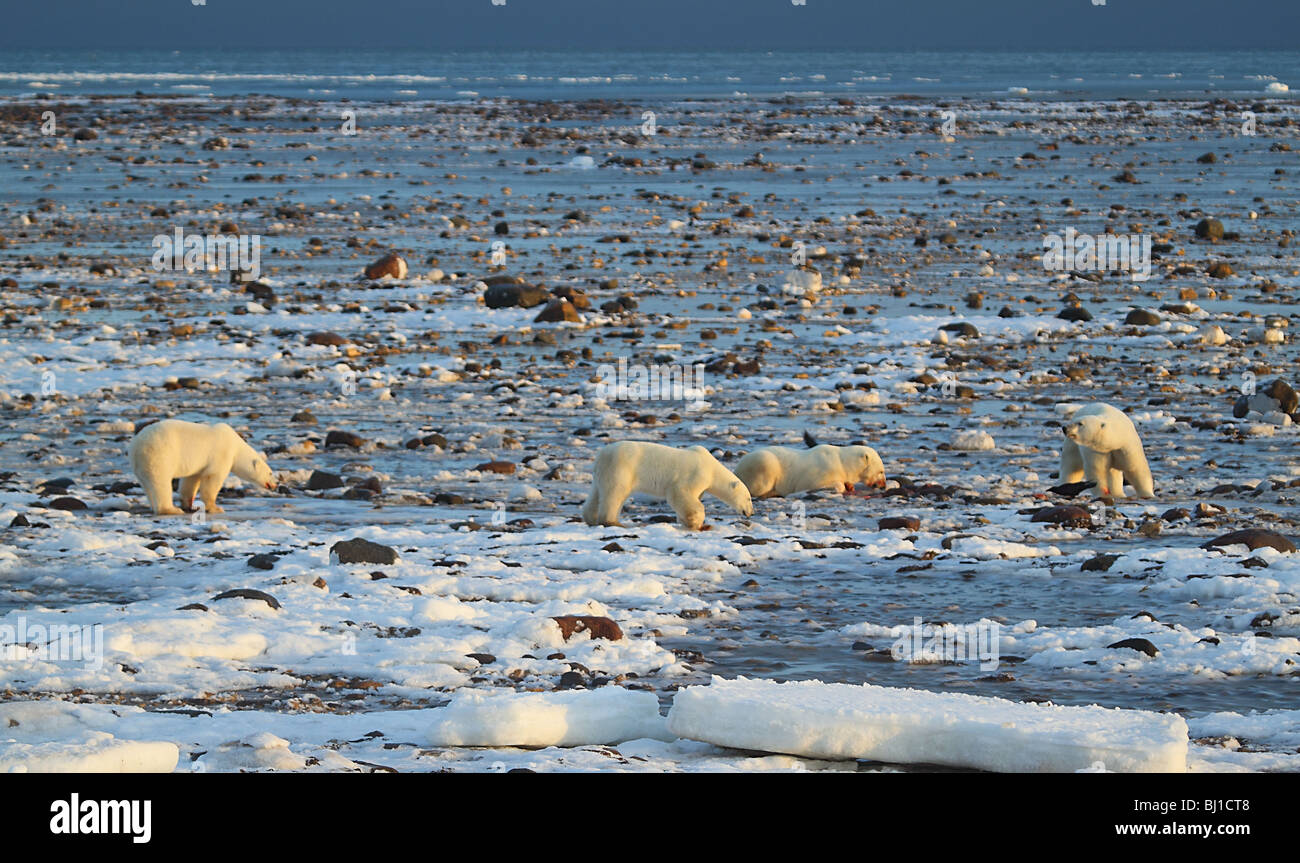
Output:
129,419,277,515
1059,403,1154,498
734,444,886,498
581,441,753,530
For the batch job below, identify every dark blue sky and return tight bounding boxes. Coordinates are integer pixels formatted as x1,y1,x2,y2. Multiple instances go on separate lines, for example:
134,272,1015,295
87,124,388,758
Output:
4,0,1298,50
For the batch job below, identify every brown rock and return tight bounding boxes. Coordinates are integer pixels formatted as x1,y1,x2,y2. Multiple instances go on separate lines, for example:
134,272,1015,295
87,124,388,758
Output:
534,298,581,323
364,253,408,280
473,460,516,475
1202,529,1296,554
1030,505,1092,528
306,331,349,346
552,615,623,642
879,516,921,531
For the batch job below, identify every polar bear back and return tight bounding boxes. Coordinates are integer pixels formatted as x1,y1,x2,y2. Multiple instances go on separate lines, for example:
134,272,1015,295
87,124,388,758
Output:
596,440,719,497
130,420,243,478
747,445,843,496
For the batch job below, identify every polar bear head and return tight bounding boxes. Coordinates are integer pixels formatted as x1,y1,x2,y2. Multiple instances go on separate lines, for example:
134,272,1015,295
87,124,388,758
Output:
721,475,754,517
706,460,754,517
842,445,886,489
231,438,277,490
1063,414,1110,451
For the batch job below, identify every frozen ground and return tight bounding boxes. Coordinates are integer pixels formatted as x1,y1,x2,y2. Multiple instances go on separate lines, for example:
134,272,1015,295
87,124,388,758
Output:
1,92,1299,771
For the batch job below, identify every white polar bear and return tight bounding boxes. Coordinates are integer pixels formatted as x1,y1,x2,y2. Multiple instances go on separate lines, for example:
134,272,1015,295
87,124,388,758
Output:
581,441,753,530
1059,403,1154,499
734,444,886,498
129,419,277,515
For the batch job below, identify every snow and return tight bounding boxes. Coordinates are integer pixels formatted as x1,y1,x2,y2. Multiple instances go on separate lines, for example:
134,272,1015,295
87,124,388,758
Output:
428,686,669,747
667,676,1189,772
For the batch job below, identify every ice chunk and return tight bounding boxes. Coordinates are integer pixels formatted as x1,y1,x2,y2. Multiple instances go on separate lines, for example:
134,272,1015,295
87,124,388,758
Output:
0,732,178,773
429,686,668,747
667,677,1187,773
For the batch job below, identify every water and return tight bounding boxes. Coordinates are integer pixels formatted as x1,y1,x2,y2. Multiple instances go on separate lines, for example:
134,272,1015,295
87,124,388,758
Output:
0,48,1296,101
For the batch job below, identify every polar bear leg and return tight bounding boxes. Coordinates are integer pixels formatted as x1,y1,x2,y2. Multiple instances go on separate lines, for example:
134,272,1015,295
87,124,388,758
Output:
178,475,201,512
667,487,705,530
590,468,631,526
1112,444,1155,498
141,471,183,516
198,472,226,514
1125,463,1155,498
1108,466,1128,499
1059,440,1084,483
581,483,602,525
1081,449,1113,496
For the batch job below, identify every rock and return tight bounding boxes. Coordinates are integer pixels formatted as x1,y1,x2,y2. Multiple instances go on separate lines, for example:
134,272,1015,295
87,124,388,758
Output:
1124,309,1161,326
211,588,280,610
1206,262,1234,279
940,322,979,339
1195,218,1224,240
1081,553,1121,572
473,461,515,475
247,553,278,570
552,615,623,642
364,253,408,280
533,298,581,323
72,128,99,141
406,432,448,450
324,430,366,449
1107,637,1158,657
330,538,400,565
1196,152,1217,164
48,497,87,511
291,410,317,424
879,516,921,531
1057,306,1092,322
557,671,586,689
494,221,509,235
1030,505,1092,527
9,514,30,527
1162,507,1192,522
306,471,344,491
306,332,349,346
1202,529,1295,554
466,653,495,665
483,283,549,309
201,135,229,150
1239,379,1300,418
1113,169,1139,184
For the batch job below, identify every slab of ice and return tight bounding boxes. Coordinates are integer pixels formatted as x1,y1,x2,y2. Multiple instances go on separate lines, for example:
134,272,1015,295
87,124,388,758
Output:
428,686,668,747
667,677,1188,773
0,732,179,773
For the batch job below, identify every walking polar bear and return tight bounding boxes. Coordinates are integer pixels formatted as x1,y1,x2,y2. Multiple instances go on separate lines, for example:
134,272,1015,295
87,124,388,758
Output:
130,419,277,515
1059,403,1154,498
582,440,753,530
734,444,886,498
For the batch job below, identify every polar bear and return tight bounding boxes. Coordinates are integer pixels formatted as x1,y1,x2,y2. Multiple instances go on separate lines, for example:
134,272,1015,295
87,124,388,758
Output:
129,419,277,515
1059,403,1154,498
581,441,753,530
734,444,886,498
